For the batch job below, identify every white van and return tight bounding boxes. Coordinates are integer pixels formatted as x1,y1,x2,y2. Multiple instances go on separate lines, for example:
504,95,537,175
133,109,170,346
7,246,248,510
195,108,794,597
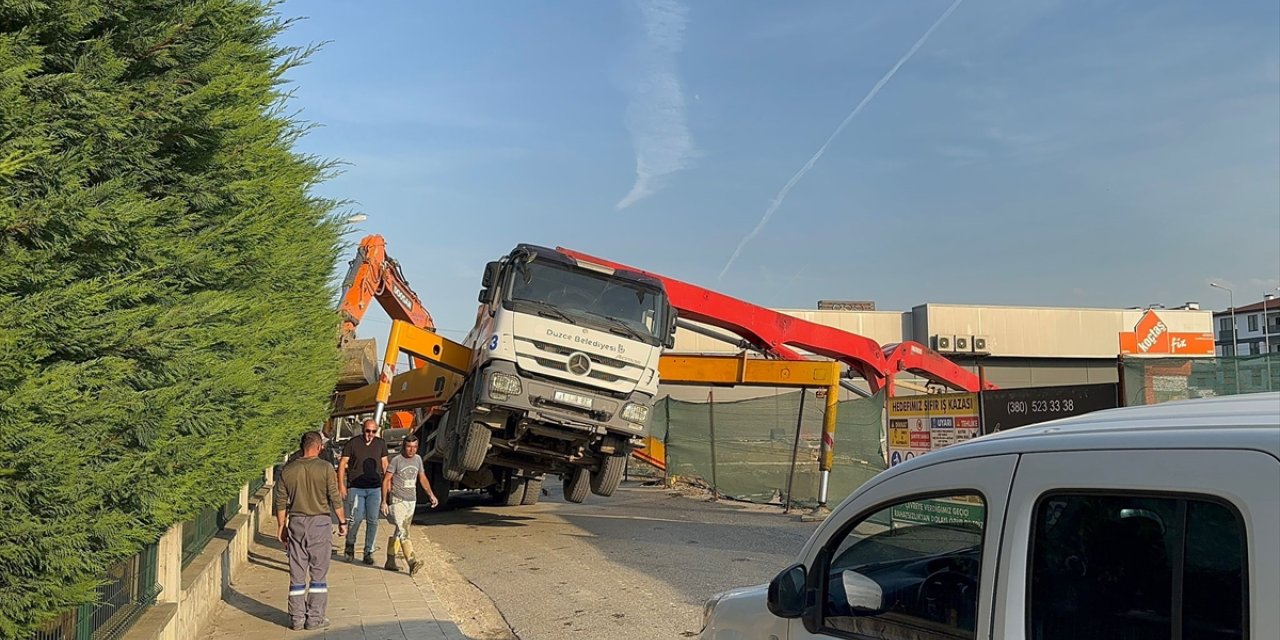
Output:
700,392,1280,640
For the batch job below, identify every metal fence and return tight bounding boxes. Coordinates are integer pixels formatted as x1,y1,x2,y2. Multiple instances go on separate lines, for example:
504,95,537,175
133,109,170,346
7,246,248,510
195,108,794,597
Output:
29,544,160,640
1121,353,1280,406
181,507,220,568
656,390,886,509
220,492,242,527
248,472,266,496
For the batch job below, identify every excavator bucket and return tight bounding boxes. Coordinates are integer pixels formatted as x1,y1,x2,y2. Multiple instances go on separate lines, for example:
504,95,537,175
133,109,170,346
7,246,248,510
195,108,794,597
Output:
337,338,379,391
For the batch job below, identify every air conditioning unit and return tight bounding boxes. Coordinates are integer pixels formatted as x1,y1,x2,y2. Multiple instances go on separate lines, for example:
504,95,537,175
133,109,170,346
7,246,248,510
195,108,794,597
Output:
955,335,970,352
972,335,990,353
935,335,953,352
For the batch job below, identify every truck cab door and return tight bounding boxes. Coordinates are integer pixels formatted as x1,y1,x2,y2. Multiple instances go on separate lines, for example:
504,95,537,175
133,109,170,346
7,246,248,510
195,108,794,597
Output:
787,454,1018,640
992,448,1280,639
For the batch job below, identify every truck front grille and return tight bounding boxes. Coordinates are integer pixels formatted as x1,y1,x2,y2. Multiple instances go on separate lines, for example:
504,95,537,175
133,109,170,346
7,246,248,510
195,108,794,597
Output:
529,340,629,370
531,357,623,383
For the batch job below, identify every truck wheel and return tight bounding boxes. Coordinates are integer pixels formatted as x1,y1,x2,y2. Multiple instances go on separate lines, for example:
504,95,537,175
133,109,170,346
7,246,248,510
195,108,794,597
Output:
421,462,451,510
426,413,448,459
521,476,543,505
441,428,464,482
499,475,526,507
562,468,590,504
457,421,491,472
590,454,626,497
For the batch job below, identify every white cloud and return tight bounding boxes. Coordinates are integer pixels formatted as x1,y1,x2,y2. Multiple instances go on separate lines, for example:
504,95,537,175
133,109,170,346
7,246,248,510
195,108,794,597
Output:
616,0,695,210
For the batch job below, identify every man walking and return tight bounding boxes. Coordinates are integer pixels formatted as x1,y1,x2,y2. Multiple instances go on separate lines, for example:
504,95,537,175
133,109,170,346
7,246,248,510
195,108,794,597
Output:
338,418,388,564
274,431,347,631
380,434,439,574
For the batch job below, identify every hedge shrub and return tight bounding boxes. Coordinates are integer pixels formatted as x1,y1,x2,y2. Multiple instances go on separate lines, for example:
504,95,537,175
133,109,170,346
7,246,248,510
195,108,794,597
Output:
0,2,342,636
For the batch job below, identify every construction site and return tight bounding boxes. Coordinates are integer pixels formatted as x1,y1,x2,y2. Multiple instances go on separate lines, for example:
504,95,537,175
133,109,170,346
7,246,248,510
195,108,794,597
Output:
322,235,1261,510
12,3,1278,640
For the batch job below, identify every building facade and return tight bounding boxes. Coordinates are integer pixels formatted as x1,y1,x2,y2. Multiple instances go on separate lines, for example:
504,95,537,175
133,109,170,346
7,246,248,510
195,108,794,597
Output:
664,302,1213,400
1213,294,1280,356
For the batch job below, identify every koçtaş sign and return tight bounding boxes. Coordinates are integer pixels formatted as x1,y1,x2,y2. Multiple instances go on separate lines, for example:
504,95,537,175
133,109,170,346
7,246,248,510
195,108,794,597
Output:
1118,310,1214,356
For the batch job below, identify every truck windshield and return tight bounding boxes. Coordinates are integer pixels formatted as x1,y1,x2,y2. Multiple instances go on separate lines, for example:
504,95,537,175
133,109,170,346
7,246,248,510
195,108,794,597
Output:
507,260,665,344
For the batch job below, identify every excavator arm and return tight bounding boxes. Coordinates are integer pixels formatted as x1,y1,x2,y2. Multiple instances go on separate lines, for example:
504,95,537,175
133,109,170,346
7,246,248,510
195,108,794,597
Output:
338,234,435,347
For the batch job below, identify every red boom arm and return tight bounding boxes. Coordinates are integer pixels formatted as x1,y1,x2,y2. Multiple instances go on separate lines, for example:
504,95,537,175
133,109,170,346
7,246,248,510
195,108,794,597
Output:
556,247,995,395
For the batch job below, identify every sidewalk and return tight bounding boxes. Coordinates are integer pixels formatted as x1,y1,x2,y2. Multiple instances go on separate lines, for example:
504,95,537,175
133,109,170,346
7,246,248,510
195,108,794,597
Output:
205,511,467,640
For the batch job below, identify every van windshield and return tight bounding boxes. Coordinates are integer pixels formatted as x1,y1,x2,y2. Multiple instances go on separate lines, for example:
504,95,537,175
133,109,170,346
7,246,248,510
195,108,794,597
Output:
506,259,666,344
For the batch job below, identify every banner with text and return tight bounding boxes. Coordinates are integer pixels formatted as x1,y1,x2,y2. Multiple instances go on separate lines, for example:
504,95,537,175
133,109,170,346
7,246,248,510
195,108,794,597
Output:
886,392,983,527
980,383,1119,434
886,392,980,468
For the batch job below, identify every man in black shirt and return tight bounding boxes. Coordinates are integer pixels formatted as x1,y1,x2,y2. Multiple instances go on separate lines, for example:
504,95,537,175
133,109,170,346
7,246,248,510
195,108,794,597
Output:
338,418,389,564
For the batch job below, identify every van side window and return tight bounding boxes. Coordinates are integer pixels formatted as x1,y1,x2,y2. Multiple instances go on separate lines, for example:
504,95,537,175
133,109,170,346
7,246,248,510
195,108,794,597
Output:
1029,494,1247,640
821,493,986,639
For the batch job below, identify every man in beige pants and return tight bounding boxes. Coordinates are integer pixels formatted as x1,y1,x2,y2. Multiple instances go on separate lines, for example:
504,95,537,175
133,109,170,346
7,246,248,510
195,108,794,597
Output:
380,434,439,574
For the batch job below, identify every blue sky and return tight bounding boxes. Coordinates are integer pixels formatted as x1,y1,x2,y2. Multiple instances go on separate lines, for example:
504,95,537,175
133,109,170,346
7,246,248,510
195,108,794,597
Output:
276,0,1280,340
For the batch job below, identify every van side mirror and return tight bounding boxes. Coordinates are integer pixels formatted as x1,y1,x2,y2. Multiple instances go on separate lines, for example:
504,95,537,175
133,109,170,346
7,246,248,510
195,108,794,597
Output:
481,261,500,288
766,563,807,618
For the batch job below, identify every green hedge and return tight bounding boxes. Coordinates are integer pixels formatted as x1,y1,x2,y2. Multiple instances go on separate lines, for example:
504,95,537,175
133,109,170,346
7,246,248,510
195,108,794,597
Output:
0,2,342,636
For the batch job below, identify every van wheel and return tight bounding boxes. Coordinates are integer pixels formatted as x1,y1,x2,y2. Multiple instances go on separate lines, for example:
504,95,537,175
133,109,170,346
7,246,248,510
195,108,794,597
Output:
521,476,543,505
563,468,590,504
591,454,626,497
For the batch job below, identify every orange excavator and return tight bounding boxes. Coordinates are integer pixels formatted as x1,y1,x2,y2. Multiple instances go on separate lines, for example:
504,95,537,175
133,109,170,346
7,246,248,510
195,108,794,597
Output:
333,234,435,430
337,234,434,348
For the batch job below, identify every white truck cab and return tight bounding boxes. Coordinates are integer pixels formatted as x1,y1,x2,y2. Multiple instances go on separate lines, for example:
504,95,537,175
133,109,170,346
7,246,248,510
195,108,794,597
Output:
438,244,676,504
701,392,1280,640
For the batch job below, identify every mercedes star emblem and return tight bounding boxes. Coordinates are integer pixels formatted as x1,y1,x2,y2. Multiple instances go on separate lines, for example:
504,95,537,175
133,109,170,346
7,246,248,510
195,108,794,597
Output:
567,352,591,376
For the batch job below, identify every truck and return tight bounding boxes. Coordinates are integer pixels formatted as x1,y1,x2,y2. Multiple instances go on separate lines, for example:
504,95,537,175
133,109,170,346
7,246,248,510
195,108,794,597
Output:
346,243,677,507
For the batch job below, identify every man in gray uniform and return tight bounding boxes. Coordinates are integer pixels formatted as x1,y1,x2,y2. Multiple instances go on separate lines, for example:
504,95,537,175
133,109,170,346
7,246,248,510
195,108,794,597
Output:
275,431,347,631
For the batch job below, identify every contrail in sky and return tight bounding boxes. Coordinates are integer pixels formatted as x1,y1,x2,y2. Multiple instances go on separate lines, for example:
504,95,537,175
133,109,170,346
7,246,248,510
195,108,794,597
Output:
718,0,965,281
617,0,694,210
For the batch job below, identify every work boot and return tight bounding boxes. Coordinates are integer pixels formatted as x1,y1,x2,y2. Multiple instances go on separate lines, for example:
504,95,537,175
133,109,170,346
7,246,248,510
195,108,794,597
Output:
384,537,400,571
343,543,354,563
304,617,330,631
362,552,375,566
402,539,420,576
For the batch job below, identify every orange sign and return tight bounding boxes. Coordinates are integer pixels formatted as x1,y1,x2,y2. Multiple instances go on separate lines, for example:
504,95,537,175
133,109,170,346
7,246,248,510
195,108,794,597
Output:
1118,310,1214,356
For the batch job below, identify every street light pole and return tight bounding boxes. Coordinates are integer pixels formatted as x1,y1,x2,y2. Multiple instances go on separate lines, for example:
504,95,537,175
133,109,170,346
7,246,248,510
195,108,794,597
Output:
1264,288,1279,391
1210,283,1239,393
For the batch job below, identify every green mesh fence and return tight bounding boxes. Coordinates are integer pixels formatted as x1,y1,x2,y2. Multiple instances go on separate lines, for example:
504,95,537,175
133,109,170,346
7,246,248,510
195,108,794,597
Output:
1121,353,1280,406
655,390,886,508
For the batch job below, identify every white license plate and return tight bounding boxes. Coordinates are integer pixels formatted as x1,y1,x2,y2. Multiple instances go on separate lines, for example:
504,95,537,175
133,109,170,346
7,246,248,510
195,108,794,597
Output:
554,390,593,408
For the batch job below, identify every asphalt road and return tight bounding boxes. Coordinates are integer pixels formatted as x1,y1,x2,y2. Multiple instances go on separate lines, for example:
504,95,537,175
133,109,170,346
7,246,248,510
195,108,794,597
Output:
415,480,821,639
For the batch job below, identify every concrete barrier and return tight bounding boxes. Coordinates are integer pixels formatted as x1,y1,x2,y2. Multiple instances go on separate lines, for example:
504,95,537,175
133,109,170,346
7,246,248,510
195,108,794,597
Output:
123,467,274,640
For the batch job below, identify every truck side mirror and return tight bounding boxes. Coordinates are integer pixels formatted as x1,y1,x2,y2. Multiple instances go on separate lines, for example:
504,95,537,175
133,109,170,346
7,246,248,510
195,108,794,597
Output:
478,287,494,304
481,261,500,288
664,310,678,349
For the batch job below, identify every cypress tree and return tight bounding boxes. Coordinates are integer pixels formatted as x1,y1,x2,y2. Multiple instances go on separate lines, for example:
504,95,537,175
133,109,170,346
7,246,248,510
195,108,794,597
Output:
0,2,342,636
